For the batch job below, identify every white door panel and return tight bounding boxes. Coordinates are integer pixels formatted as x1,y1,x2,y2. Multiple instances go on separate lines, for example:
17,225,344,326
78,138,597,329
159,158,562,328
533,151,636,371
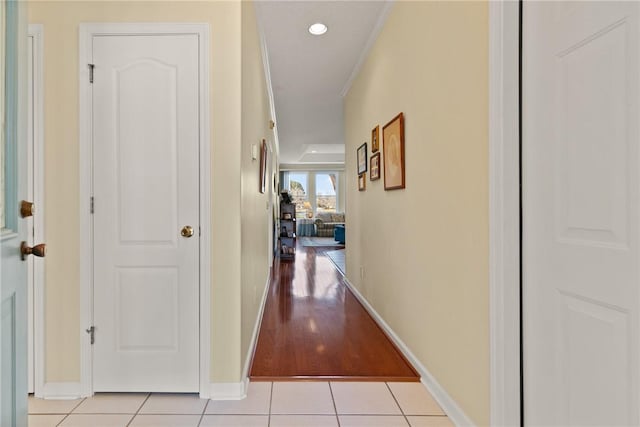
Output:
524,1,638,425
92,34,199,392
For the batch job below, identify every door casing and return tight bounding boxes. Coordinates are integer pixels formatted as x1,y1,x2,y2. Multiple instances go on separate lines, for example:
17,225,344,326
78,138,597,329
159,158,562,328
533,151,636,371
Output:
488,2,521,426
78,23,211,398
27,23,45,398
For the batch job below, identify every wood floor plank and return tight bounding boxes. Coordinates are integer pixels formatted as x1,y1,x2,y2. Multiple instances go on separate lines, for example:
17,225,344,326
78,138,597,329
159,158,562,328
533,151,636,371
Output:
249,243,419,381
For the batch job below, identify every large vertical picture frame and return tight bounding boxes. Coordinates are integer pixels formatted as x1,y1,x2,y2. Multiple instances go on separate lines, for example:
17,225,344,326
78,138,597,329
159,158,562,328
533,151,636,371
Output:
383,112,405,190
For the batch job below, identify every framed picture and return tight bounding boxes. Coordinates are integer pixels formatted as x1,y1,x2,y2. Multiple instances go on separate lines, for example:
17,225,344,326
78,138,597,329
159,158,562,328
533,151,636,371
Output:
371,125,380,153
358,173,366,191
383,112,405,190
357,142,368,175
370,152,381,181
259,139,268,194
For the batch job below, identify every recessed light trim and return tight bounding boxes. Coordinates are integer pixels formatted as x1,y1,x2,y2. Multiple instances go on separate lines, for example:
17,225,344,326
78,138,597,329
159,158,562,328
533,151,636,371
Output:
309,23,328,36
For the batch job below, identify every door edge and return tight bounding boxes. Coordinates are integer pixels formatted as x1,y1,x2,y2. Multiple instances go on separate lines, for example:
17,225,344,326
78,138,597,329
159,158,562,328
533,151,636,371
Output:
488,2,522,426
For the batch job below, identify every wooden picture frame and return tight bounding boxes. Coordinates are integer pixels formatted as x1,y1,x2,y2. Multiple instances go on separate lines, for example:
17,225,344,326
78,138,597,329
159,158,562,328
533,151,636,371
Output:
370,152,381,181
259,139,268,194
358,173,366,191
383,112,405,190
371,125,380,153
357,142,368,175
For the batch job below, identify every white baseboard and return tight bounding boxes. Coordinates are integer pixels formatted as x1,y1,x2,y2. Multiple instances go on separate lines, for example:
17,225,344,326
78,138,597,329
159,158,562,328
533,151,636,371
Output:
208,270,271,401
343,278,475,427
208,379,248,400
38,382,83,400
242,270,271,380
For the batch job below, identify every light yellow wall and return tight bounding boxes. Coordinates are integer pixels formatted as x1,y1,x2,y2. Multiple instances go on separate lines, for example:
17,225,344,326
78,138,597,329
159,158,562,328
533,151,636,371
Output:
344,2,489,425
240,0,276,370
28,0,244,383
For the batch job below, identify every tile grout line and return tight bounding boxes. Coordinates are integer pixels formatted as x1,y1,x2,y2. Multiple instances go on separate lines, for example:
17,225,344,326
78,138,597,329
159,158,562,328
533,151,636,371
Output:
52,396,86,427
125,393,151,427
385,382,411,427
197,395,209,427
55,412,71,427
327,382,341,427
69,397,87,413
268,382,274,427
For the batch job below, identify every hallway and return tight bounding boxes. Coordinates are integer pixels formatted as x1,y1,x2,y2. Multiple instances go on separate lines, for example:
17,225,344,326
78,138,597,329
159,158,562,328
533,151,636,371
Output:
250,243,419,381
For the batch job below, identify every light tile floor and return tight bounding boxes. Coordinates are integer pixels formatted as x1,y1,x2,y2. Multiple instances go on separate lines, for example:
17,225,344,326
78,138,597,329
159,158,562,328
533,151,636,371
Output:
29,382,453,427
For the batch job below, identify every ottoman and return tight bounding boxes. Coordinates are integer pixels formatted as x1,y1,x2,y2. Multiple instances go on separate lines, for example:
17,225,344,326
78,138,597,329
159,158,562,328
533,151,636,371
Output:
334,225,345,244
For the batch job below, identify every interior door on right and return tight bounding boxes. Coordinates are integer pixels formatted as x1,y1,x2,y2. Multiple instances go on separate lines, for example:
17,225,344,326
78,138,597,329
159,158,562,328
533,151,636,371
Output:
523,1,639,425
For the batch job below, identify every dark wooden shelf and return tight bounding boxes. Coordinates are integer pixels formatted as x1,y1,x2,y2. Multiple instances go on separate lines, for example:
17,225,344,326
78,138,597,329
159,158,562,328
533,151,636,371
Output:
279,201,297,259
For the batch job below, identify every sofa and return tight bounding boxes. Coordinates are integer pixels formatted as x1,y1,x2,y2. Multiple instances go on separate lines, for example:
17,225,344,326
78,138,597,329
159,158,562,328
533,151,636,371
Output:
315,212,345,237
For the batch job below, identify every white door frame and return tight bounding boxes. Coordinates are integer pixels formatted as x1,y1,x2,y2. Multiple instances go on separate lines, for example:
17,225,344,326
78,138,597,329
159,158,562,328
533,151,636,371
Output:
78,23,211,398
489,2,521,426
27,23,46,398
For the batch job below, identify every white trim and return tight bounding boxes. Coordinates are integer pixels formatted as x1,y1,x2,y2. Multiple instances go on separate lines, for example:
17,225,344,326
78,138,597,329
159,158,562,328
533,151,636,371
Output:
78,23,212,398
27,23,46,399
489,2,521,426
343,277,475,427
340,0,394,98
208,380,248,401
78,23,93,398
197,23,213,402
27,27,34,396
40,382,82,400
242,271,271,380
279,163,345,172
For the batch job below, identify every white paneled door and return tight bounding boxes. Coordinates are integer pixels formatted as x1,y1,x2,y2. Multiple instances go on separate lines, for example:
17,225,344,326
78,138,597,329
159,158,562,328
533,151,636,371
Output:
92,34,200,392
524,1,639,425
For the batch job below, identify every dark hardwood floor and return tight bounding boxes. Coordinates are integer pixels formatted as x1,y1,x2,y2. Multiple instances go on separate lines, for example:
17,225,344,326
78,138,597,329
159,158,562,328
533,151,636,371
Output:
249,242,419,381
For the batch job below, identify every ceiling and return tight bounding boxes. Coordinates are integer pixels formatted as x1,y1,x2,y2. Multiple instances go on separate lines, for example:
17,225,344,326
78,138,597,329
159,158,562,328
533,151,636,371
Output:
254,1,392,166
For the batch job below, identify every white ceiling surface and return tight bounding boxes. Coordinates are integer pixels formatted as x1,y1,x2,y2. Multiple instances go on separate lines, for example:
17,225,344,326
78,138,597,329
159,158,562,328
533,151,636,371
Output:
255,1,390,165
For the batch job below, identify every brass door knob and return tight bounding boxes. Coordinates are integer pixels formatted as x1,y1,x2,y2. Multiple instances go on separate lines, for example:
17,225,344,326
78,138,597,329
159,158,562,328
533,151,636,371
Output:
21,242,46,261
181,226,194,238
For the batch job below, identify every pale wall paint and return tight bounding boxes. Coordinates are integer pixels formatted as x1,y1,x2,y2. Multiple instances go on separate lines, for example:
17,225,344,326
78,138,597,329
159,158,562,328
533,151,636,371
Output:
28,0,244,383
344,2,489,425
240,0,276,368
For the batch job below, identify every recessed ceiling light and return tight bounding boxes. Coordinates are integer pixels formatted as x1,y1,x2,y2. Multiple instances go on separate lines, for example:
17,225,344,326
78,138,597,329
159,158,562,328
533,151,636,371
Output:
309,23,328,36
311,150,318,153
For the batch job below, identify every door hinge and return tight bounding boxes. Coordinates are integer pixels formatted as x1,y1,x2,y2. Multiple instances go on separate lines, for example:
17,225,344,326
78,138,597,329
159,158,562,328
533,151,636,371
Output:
86,326,95,345
90,196,94,214
88,64,95,84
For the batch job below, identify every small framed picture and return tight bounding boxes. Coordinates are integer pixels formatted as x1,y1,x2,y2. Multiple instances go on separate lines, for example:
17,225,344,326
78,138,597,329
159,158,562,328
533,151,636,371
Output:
371,125,380,153
358,173,366,191
370,152,381,181
357,142,368,175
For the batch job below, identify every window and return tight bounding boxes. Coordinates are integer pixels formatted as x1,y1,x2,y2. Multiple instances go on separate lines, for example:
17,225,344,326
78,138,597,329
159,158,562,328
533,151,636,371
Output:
282,171,342,218
315,173,337,214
